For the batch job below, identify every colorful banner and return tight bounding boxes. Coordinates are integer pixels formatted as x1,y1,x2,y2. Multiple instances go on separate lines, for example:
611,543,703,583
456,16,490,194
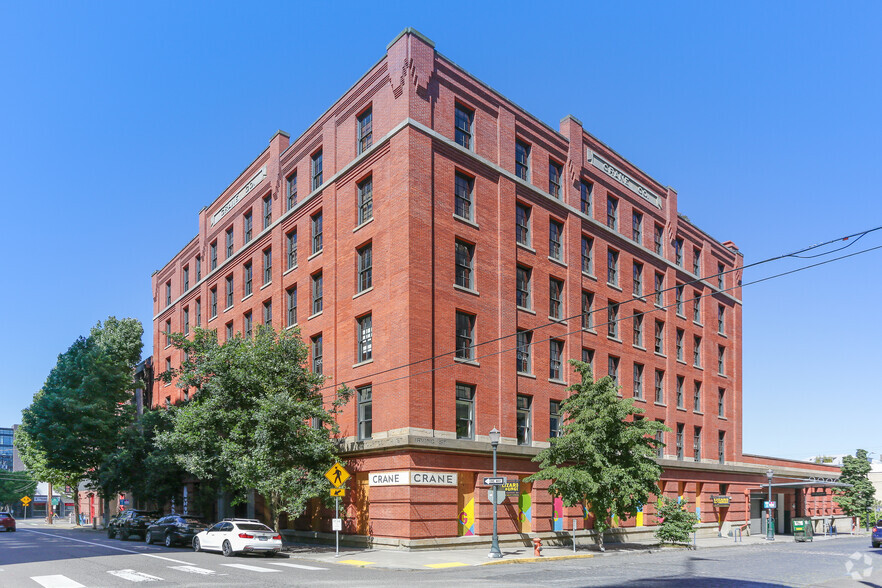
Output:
459,497,475,536
553,496,563,531
519,491,532,532
636,505,644,527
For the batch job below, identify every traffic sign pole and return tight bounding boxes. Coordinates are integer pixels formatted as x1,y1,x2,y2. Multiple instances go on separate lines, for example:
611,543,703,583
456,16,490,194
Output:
335,497,339,557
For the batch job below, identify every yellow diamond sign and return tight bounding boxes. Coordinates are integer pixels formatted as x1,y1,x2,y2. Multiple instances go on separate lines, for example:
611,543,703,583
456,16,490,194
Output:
325,463,350,488
21,496,31,506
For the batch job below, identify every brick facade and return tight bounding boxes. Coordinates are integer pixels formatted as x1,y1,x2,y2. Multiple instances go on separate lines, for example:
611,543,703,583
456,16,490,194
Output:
151,29,843,544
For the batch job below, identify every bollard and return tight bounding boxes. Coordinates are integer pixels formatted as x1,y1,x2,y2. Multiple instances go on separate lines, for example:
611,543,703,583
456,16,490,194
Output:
532,537,543,557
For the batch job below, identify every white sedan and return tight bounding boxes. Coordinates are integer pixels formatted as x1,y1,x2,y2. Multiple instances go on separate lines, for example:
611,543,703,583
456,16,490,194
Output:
192,518,282,557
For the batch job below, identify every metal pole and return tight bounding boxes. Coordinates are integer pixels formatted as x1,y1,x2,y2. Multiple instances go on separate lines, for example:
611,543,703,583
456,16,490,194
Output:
572,519,576,553
766,470,774,541
489,441,501,558
335,496,339,557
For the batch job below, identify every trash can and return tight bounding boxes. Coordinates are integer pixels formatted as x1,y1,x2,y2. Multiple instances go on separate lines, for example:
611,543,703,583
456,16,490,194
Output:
792,517,813,542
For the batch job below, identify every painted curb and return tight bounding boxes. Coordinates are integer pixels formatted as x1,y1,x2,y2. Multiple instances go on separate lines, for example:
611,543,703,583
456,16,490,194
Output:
482,553,596,565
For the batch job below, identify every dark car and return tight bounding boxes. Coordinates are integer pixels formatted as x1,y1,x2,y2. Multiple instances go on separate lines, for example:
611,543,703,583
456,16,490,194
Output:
0,512,15,532
145,515,207,547
872,520,882,548
107,509,161,541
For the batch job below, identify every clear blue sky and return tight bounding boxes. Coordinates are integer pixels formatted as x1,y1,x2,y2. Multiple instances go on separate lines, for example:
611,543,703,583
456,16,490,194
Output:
2,1,880,461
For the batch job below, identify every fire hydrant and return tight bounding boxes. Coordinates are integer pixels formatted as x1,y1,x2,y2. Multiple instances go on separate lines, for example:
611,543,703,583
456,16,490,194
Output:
532,537,543,557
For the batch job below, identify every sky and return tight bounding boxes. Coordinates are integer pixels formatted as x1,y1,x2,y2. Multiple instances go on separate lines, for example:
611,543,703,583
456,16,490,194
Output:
1,1,880,461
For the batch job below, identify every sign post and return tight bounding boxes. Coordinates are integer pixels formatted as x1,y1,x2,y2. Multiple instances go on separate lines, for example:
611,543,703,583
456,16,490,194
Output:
325,463,350,558
21,496,31,519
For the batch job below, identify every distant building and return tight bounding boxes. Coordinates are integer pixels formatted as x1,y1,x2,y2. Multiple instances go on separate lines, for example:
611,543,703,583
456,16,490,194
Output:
0,427,13,471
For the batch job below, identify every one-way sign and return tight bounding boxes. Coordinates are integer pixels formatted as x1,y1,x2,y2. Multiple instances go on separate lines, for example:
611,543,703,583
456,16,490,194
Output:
483,476,506,486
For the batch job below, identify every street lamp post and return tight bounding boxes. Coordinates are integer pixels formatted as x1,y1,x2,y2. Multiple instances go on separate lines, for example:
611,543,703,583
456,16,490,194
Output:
766,469,774,541
488,427,502,559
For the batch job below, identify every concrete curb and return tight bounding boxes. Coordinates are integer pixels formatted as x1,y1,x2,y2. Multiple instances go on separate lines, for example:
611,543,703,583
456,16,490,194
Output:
482,553,596,565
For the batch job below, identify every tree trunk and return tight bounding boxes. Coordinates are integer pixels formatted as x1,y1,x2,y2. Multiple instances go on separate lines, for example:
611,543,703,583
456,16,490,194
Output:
271,492,281,533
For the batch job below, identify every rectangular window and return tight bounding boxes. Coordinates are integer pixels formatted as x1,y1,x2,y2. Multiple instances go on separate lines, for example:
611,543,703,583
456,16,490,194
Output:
286,230,297,269
718,431,725,463
455,311,475,360
195,256,201,281
675,285,684,316
654,320,664,354
632,311,643,347
549,339,563,380
693,247,701,276
357,314,373,363
225,322,233,342
516,203,530,246
656,424,665,458
718,345,726,375
674,237,684,266
581,291,593,330
693,293,701,323
454,173,473,220
549,400,561,438
165,319,171,346
195,299,201,327
633,262,643,296
183,307,189,336
183,266,190,291
581,235,593,274
606,196,618,230
244,212,253,243
263,195,272,229
516,395,532,445
312,273,323,315
455,384,475,439
311,212,323,254
263,249,272,285
244,311,252,338
311,150,323,190
654,224,663,255
718,304,725,334
654,272,664,306
676,376,684,408
549,278,564,319
312,334,323,375
357,108,373,154
210,241,218,270
515,140,530,180
580,181,591,215
516,265,531,308
718,388,725,417
548,160,562,197
633,363,644,400
549,219,563,261
210,287,217,318
244,262,253,296
676,423,684,460
225,227,234,258
358,243,373,292
693,427,702,462
717,262,725,289
454,103,473,149
693,335,702,367
608,355,619,385
225,275,234,308
676,329,684,361
165,281,171,306
607,249,618,286
286,286,297,326
655,369,664,404
358,176,373,225
455,240,474,290
286,172,297,210
694,381,702,412
516,330,532,373
263,300,272,325
357,385,372,440
632,211,642,243
582,348,594,371
608,301,619,339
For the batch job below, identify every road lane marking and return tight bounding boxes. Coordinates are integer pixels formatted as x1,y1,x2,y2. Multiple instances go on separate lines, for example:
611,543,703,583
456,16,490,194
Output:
108,569,163,582
425,562,470,568
20,530,190,564
265,562,329,570
169,565,216,575
338,559,375,565
30,576,86,588
221,563,281,572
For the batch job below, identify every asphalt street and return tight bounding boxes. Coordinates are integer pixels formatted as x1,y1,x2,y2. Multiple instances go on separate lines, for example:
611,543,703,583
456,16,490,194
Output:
2,523,881,587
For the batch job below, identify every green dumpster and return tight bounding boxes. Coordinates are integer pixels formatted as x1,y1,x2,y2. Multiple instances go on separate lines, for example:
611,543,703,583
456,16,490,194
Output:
792,517,813,542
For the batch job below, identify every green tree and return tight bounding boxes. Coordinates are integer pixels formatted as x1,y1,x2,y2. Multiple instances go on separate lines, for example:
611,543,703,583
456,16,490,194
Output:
834,448,875,528
157,326,352,531
654,497,699,545
0,471,38,511
526,360,669,551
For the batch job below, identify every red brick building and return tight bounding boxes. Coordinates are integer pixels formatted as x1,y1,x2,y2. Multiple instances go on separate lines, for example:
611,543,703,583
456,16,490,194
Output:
152,29,844,546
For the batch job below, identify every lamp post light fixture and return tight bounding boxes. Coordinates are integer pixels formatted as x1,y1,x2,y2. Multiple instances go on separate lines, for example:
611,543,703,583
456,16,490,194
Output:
766,469,774,541
488,427,502,559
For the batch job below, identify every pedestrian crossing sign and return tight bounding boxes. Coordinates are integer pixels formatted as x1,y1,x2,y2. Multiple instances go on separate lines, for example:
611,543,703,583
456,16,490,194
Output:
21,496,31,506
325,463,350,488
330,488,345,497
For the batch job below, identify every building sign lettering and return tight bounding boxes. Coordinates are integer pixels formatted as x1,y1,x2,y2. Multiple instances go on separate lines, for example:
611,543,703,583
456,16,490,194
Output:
711,495,731,507
211,166,268,226
368,470,458,487
586,149,661,208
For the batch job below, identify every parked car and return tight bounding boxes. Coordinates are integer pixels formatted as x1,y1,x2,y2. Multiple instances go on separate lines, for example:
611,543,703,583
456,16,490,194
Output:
0,512,15,532
107,509,161,541
192,518,282,557
145,515,207,547
872,520,882,548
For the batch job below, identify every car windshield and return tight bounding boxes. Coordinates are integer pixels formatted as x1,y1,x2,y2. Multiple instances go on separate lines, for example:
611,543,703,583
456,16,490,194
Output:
236,523,273,532
0,514,10,519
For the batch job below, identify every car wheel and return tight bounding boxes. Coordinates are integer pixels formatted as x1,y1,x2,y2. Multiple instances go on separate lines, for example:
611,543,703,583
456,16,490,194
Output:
193,537,201,552
164,534,174,548
222,540,234,557
264,551,275,558
873,542,880,548
108,528,115,539
145,531,154,544
117,529,128,541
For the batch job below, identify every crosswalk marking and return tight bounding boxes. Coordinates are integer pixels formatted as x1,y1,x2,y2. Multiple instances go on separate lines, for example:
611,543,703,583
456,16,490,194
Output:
265,561,328,570
30,576,86,588
107,569,163,582
169,565,216,575
221,563,281,573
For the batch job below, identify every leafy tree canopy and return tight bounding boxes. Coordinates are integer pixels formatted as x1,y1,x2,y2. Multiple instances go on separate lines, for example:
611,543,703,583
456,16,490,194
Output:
157,326,351,531
0,471,38,509
526,360,669,551
834,448,875,524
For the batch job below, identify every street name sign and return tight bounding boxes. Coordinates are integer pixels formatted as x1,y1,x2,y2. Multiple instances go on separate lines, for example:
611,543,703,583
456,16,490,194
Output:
325,463,350,488
483,477,506,486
